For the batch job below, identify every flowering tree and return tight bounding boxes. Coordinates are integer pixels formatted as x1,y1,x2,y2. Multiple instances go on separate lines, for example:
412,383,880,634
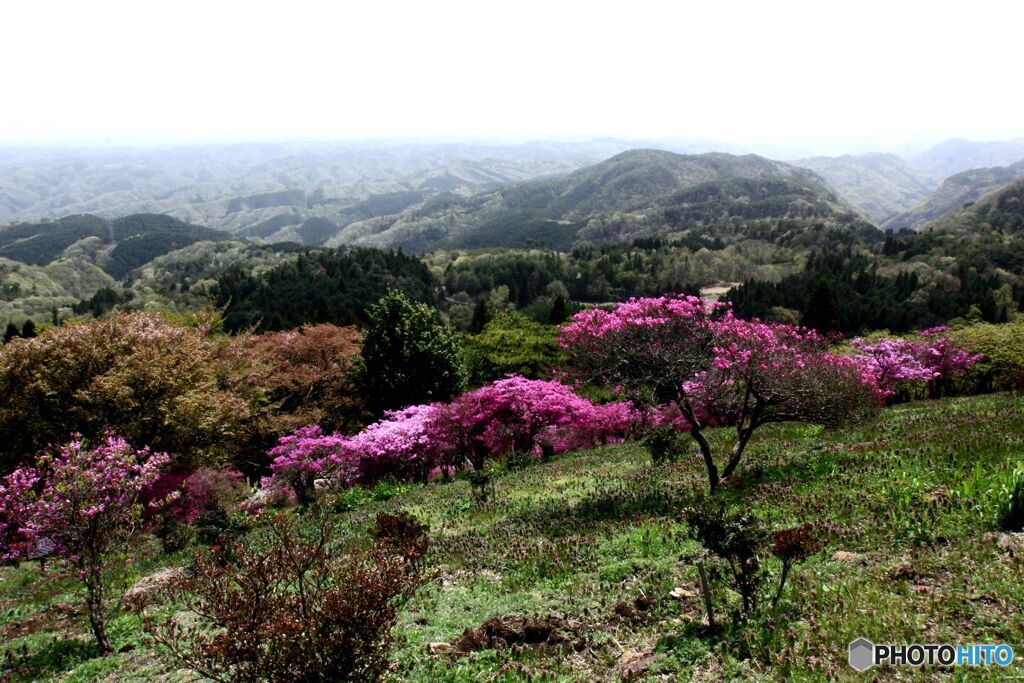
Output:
0,468,38,562
849,337,936,390
917,327,983,397
560,295,882,492
0,434,168,654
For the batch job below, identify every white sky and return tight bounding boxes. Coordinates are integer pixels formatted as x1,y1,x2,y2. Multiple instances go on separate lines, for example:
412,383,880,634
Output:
2,0,1022,153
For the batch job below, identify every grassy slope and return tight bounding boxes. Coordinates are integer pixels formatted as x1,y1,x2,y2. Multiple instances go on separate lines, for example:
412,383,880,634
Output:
2,394,1024,681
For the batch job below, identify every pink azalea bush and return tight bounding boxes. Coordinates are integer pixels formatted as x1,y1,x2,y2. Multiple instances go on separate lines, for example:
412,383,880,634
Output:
264,377,636,497
559,294,883,492
440,377,620,470
267,425,359,504
850,327,981,398
347,403,450,484
0,433,168,654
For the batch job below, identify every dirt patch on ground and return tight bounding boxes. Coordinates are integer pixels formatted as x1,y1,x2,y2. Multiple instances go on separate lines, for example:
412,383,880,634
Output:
0,602,80,640
612,594,657,622
454,613,588,654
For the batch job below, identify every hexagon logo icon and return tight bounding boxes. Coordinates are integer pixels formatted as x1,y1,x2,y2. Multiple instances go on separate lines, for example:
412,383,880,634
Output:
849,638,875,672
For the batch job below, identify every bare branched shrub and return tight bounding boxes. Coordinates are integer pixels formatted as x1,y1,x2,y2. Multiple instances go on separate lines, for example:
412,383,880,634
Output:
140,513,427,683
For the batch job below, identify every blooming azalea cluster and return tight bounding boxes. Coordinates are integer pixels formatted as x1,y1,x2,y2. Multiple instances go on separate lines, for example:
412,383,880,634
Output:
267,425,359,503
264,377,637,497
146,467,250,525
561,294,883,423
559,294,883,491
558,294,727,345
0,433,169,562
850,327,981,396
347,403,450,484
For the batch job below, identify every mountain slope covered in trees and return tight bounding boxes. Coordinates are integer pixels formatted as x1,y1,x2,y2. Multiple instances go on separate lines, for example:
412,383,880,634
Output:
326,150,878,251
883,160,1024,231
923,175,1024,235
792,153,936,224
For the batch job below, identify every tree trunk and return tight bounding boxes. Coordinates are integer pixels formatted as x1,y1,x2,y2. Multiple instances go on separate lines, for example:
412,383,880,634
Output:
675,397,719,492
721,425,754,480
772,560,792,609
696,560,716,630
84,563,112,655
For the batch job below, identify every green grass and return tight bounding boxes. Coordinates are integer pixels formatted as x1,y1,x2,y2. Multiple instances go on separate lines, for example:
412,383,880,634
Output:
3,394,1024,680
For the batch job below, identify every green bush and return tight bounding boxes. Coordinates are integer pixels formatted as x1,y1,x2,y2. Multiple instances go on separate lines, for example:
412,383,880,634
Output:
951,319,1024,392
997,466,1024,532
462,310,566,386
641,425,686,465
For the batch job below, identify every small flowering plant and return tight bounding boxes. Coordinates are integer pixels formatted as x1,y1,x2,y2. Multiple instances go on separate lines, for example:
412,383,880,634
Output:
0,432,168,654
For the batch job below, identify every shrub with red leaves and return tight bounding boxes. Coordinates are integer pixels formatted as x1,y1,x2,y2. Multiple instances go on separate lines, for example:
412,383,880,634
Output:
769,523,828,608
368,511,430,571
140,513,427,683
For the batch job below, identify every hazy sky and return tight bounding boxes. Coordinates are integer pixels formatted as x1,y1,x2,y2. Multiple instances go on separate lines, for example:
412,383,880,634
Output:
2,0,1022,153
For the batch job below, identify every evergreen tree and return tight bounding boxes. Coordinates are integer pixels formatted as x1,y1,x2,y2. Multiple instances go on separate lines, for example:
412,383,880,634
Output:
801,278,840,333
359,290,466,416
20,320,36,339
470,298,491,334
3,321,18,344
548,294,570,325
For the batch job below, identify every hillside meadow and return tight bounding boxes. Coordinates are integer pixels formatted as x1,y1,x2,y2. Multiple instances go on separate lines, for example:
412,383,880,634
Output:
1,393,1022,681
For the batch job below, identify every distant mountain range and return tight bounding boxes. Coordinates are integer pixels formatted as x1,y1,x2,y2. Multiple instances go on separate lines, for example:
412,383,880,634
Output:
4,137,1024,258
910,138,1024,180
3,139,1024,331
791,153,936,224
322,149,876,251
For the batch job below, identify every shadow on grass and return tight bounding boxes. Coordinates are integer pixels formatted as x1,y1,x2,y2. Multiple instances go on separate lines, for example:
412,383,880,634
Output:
498,470,698,537
1,636,98,682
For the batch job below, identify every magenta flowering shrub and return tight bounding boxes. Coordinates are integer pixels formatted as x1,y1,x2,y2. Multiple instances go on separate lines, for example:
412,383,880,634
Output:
548,400,640,453
0,433,168,654
850,327,982,398
559,294,882,492
264,376,637,496
267,425,359,504
0,467,38,562
178,467,248,523
849,337,936,390
347,404,449,484
438,377,624,470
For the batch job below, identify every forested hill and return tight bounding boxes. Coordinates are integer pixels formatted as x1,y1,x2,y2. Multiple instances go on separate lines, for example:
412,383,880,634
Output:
726,176,1024,335
924,175,1024,235
882,160,1024,232
326,149,878,251
0,213,229,277
791,153,936,224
